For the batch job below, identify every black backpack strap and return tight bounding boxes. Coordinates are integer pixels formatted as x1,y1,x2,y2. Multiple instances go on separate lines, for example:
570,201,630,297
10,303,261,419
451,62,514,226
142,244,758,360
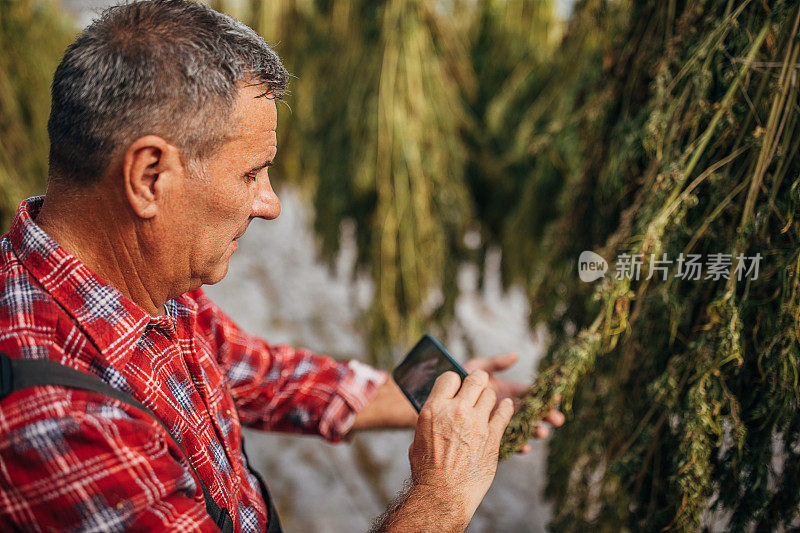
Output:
239,438,283,533
0,353,234,533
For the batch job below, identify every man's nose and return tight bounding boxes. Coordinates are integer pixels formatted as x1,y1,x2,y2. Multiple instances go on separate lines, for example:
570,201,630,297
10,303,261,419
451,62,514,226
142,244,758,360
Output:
251,178,281,220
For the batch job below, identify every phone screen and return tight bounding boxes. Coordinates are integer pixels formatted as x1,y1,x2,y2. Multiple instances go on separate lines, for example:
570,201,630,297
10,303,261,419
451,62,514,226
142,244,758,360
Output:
392,334,468,412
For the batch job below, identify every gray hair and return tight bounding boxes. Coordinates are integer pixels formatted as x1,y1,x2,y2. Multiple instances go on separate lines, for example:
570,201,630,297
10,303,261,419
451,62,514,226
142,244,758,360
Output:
47,0,289,184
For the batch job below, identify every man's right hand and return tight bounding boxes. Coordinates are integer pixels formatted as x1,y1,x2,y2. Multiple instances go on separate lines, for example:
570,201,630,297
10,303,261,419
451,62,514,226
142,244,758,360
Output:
372,370,514,532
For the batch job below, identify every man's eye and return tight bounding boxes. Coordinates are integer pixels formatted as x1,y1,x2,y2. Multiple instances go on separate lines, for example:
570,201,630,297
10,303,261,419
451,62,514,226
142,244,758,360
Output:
244,161,272,181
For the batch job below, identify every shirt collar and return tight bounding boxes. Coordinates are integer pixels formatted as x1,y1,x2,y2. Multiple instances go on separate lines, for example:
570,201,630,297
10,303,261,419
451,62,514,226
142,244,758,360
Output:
7,196,190,368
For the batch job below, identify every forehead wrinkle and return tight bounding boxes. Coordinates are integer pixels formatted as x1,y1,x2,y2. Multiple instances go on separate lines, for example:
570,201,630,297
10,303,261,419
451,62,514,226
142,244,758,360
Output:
227,111,277,144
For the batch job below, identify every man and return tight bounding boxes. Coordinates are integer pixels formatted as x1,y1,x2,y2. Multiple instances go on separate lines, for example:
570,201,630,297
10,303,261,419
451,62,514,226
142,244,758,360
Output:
0,1,562,531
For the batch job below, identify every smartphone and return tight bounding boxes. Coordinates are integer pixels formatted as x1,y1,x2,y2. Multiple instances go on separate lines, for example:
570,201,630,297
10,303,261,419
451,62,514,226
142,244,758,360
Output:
392,334,468,412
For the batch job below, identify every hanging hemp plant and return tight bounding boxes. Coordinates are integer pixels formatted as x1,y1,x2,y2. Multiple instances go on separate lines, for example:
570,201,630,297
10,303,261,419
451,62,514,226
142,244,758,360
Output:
0,0,74,228
496,1,800,531
237,0,476,366
364,0,474,364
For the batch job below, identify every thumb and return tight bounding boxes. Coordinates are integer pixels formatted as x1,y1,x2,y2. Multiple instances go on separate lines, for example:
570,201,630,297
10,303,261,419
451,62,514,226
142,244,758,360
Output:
466,353,518,373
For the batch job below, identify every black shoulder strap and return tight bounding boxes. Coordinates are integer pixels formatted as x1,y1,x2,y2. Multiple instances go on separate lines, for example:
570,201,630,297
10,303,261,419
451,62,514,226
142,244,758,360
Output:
240,440,284,533
0,353,234,533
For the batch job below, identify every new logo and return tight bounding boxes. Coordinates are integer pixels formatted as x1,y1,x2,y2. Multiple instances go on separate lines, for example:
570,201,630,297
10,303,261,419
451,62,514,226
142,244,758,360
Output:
578,251,608,282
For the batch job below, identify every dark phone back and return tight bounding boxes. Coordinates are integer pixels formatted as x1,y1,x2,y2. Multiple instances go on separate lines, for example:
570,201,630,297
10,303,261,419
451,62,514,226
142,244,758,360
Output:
392,334,467,411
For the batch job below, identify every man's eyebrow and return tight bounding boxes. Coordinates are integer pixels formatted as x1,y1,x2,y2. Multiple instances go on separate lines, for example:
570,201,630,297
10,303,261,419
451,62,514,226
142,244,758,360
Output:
243,157,274,175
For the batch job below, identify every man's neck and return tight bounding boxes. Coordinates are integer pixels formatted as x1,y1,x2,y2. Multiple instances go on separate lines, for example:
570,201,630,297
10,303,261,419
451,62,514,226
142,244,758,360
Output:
35,187,170,317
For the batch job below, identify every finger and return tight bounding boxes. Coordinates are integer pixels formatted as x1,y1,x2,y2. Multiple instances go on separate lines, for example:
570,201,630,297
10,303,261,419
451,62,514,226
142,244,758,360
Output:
474,386,497,415
502,381,527,398
428,371,462,400
456,370,489,405
488,398,514,443
465,353,519,373
533,425,549,439
543,409,565,427
489,352,519,371
517,444,532,454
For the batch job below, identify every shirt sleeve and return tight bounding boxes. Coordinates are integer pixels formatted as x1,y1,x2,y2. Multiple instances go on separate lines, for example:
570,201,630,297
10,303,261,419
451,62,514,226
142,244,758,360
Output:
188,289,388,442
0,387,219,533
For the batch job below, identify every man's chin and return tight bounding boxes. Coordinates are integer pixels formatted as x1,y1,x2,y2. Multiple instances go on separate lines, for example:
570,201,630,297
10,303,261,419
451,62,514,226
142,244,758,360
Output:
200,260,231,286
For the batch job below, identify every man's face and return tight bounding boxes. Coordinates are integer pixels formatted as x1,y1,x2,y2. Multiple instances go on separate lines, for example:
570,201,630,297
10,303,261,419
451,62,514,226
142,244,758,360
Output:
165,83,281,287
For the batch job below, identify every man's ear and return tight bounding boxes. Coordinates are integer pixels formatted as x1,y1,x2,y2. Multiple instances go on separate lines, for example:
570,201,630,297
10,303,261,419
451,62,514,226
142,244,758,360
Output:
122,135,184,219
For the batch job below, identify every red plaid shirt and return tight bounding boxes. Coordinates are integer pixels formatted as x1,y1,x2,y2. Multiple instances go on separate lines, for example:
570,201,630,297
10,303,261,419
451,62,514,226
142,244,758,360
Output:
0,197,387,532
